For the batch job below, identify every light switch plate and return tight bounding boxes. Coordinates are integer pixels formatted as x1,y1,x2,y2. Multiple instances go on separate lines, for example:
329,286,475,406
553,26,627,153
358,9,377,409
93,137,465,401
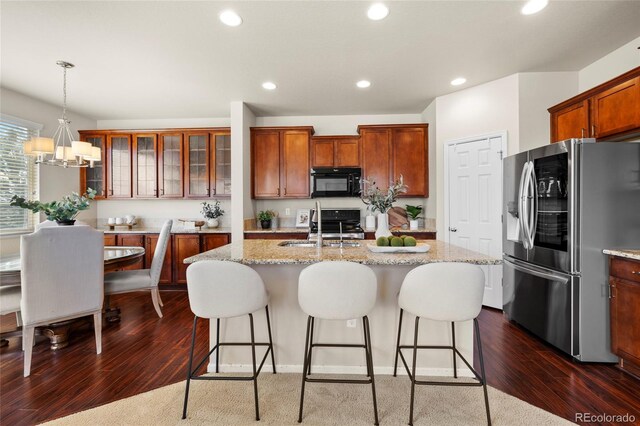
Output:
285,208,291,216
346,319,357,328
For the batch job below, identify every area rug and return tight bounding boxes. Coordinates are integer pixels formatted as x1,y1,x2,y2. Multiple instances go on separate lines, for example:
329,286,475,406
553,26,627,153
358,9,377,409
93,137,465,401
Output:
43,373,573,425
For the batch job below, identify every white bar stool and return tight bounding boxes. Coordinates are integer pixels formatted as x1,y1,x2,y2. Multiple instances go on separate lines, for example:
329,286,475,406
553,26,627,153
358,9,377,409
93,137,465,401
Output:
393,262,491,425
182,260,276,421
297,261,379,425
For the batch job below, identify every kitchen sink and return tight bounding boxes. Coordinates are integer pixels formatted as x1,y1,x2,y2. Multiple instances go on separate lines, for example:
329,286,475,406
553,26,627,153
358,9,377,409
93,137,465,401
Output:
278,240,361,248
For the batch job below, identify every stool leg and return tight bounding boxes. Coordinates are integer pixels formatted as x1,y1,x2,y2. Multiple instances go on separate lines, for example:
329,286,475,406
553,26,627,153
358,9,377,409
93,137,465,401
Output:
298,316,312,423
215,318,220,373
307,317,315,375
363,319,370,378
393,308,404,377
451,321,457,379
364,316,379,426
249,313,260,421
409,316,420,426
265,306,277,374
474,318,492,426
182,316,198,420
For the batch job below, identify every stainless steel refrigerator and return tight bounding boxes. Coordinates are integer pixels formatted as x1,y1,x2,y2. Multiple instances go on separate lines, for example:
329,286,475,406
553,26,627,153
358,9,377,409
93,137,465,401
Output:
502,138,640,362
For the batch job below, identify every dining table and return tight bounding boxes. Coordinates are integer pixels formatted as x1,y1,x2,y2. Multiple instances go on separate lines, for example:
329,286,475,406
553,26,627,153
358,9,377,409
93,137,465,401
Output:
0,246,145,350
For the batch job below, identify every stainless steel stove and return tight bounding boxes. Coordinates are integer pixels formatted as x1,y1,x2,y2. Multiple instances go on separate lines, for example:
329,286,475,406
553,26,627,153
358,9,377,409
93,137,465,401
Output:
308,208,364,240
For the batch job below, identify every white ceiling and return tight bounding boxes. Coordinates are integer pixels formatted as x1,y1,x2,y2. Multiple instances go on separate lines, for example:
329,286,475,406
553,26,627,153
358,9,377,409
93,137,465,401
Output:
2,1,640,120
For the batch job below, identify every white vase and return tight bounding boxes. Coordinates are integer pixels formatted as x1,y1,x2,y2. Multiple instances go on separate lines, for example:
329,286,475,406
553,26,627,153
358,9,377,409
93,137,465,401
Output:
409,219,419,230
375,213,392,239
207,218,219,228
365,214,376,231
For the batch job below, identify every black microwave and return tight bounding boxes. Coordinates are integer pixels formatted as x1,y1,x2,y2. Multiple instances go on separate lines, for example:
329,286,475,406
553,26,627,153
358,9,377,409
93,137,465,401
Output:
311,168,362,198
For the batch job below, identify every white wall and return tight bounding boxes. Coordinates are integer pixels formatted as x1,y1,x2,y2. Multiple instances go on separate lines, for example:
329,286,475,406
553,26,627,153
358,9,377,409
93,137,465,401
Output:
579,36,640,92
1,87,97,255
96,117,230,130
518,72,579,152
433,74,520,237
420,101,437,219
231,102,255,241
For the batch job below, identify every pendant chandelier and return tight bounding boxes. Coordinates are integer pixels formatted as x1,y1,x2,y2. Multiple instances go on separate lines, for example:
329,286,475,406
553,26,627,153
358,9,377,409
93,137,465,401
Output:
24,61,101,168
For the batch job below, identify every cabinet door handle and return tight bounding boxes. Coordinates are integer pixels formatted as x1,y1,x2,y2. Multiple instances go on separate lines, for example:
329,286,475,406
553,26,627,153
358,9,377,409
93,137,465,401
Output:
109,189,113,195
632,271,639,275
160,188,164,195
591,125,596,137
101,190,105,196
212,188,216,195
277,188,280,196
609,284,615,298
284,188,287,196
581,128,585,139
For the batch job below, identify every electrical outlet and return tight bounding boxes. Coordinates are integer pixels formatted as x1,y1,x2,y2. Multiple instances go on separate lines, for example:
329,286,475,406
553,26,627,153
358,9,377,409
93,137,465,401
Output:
285,208,291,216
346,319,357,328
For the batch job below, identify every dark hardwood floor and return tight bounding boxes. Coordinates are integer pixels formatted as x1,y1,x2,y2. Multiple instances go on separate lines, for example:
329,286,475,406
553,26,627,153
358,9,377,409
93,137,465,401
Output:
1,291,639,425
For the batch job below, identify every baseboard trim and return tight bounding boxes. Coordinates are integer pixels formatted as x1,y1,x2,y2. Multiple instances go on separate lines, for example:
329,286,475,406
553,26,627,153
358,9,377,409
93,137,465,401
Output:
207,363,474,377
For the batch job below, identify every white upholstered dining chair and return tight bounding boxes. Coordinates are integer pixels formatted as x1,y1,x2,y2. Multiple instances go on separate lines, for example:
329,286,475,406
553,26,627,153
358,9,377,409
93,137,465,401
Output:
21,225,104,377
104,220,172,318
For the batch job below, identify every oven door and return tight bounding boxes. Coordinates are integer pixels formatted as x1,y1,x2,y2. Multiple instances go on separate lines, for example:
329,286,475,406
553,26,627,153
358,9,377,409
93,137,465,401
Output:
311,173,353,197
503,255,579,357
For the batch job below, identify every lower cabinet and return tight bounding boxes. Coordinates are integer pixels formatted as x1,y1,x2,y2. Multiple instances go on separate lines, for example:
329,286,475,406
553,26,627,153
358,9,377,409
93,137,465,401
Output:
610,256,640,378
173,233,231,284
201,233,231,252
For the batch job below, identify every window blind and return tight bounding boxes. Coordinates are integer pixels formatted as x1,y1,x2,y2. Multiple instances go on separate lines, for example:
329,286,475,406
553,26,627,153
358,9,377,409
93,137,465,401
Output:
0,119,39,233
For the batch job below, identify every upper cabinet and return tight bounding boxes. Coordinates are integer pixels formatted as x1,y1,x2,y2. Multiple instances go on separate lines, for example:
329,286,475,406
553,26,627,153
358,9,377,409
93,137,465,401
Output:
79,133,107,199
107,134,133,198
133,134,158,198
359,124,428,197
251,127,313,199
549,66,640,143
79,127,230,200
311,136,360,168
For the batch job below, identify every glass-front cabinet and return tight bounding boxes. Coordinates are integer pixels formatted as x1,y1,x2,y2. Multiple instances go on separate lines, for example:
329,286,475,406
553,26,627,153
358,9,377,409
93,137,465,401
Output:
184,132,210,198
133,134,158,198
158,133,183,198
79,133,107,199
107,135,132,198
211,130,231,196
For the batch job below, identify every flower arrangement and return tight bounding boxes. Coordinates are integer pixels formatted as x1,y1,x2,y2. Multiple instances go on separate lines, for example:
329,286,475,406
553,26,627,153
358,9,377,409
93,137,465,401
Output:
360,176,408,214
10,188,97,224
201,200,224,219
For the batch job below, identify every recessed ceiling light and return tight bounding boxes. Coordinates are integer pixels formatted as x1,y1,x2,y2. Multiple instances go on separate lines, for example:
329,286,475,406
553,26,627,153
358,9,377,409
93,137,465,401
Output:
219,10,242,26
521,0,548,15
356,80,371,88
262,82,277,90
450,77,467,86
367,3,389,21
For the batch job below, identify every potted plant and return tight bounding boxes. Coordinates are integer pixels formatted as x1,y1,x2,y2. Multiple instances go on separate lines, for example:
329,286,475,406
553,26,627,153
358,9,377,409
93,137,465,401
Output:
361,177,408,238
201,200,224,228
10,188,97,226
257,210,275,230
405,205,423,230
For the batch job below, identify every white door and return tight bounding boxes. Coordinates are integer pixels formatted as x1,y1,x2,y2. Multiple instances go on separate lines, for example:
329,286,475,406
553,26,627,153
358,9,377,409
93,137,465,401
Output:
446,134,505,309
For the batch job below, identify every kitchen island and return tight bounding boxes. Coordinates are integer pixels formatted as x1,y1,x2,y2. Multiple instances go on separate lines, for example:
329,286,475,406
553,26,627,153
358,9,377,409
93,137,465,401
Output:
184,240,500,377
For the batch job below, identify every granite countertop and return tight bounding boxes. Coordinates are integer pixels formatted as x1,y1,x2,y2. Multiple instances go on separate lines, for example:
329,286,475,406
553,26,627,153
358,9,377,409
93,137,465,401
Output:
184,239,500,266
603,249,640,261
100,226,232,234
244,227,309,234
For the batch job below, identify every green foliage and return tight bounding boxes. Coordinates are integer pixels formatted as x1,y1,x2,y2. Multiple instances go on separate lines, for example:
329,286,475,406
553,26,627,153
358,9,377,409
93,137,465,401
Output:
360,176,408,214
201,200,224,219
10,188,96,222
405,204,423,220
257,210,276,221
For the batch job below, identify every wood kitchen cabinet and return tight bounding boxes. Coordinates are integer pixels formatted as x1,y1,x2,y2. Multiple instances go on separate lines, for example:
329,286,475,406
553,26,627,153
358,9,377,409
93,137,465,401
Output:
107,134,133,198
359,124,428,197
105,233,145,270
549,66,640,142
184,132,211,198
592,77,640,139
201,233,231,252
79,133,107,199
311,136,360,168
609,255,640,379
251,127,313,199
172,234,201,284
158,133,184,198
133,134,158,198
103,234,116,246
145,234,173,284
211,130,232,196
550,100,590,142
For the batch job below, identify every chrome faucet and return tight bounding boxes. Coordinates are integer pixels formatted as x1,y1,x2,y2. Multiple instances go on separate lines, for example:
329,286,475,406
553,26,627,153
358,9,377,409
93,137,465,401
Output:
315,200,322,248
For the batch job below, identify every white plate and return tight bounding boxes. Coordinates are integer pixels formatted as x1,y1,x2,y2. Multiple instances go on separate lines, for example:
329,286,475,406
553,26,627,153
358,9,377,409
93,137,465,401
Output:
367,243,431,253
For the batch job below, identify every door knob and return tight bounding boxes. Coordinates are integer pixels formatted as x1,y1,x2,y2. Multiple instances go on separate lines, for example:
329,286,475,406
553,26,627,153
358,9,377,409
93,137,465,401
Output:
449,227,457,232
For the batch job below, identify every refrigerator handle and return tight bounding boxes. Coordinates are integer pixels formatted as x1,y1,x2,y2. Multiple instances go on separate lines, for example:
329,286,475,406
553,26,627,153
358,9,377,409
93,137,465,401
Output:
518,162,529,249
528,161,538,248
504,256,570,282
521,162,532,249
